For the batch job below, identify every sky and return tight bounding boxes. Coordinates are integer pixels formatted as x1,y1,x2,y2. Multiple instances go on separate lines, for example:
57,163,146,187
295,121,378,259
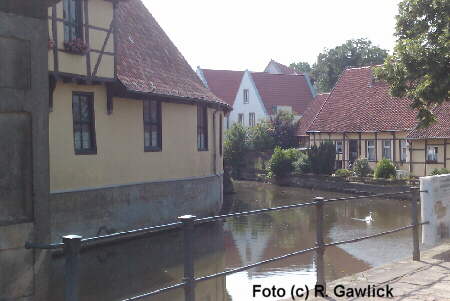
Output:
142,0,402,72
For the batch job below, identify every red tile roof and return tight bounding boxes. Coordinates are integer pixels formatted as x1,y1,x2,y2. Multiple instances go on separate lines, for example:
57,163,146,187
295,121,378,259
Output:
200,69,244,106
265,60,299,75
297,93,329,136
308,66,418,133
407,101,450,139
115,0,229,107
251,72,314,115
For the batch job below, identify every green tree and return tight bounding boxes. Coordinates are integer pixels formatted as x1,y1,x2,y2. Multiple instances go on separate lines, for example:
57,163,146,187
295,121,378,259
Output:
248,121,275,151
375,0,450,128
289,61,312,73
312,38,388,92
309,142,336,175
270,111,298,149
224,124,248,179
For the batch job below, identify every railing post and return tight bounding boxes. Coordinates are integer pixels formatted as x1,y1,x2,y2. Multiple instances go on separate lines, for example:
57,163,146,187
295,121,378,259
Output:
63,235,82,301
314,197,326,289
178,215,196,301
410,187,420,261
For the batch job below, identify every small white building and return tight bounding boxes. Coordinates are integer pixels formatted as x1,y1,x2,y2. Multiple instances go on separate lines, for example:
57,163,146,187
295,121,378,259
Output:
197,61,315,128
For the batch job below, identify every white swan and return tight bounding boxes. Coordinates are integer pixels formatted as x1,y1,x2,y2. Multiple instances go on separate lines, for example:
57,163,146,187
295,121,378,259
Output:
351,211,373,223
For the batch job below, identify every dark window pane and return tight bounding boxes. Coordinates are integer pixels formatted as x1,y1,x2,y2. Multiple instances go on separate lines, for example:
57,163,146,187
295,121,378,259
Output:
80,97,90,121
81,124,91,149
150,101,157,122
72,95,80,121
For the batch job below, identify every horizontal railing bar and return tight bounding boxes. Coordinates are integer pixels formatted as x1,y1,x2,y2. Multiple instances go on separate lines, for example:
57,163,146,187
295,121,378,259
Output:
82,221,182,243
323,190,412,204
119,282,185,301
325,221,429,248
195,246,318,283
25,242,64,250
24,190,413,249
196,201,317,223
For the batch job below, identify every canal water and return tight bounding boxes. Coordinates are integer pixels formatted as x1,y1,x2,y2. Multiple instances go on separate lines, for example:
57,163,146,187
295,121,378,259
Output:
50,181,415,301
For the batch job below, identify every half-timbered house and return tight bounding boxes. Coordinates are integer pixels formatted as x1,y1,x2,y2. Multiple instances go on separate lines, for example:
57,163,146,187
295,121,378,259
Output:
47,0,230,240
307,66,450,177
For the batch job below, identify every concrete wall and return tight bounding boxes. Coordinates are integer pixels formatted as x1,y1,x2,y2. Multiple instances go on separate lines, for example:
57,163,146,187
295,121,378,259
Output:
47,0,114,78
0,3,51,301
50,174,223,241
421,174,450,245
50,82,223,192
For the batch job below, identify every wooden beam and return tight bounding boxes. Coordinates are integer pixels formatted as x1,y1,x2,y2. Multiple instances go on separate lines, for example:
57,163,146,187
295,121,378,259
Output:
375,132,378,162
49,75,57,112
445,139,448,169
424,139,428,176
92,21,114,77
51,4,59,72
106,83,114,115
84,0,91,77
358,132,362,158
343,133,346,168
392,132,396,163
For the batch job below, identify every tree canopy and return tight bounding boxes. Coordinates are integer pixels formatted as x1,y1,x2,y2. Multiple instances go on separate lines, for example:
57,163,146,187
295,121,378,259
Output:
375,0,450,128
289,61,312,73
312,39,388,92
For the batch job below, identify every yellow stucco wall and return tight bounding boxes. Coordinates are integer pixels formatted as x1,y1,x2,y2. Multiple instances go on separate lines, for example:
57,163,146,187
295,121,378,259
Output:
49,83,224,192
48,0,114,78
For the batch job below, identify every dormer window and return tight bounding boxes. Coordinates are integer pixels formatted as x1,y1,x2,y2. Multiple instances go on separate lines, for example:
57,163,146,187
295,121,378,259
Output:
243,89,249,104
64,0,84,42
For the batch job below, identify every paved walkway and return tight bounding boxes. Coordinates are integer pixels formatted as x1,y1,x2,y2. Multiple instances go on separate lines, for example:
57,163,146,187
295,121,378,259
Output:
306,242,450,301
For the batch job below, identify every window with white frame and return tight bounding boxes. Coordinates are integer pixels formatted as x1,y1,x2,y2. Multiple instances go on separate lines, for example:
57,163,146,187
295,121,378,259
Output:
382,140,392,159
243,89,249,104
400,140,408,162
249,112,256,127
238,113,244,125
427,146,438,162
335,140,343,154
367,140,376,161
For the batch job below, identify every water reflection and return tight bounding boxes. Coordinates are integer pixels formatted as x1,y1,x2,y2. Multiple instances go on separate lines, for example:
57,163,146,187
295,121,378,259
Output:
50,181,415,301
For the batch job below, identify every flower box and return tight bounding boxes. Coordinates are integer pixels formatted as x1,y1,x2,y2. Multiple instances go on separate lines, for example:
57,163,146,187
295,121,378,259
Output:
64,38,89,55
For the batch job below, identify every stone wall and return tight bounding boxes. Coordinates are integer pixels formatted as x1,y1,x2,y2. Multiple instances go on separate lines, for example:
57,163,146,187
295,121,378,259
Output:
285,175,411,198
49,174,223,241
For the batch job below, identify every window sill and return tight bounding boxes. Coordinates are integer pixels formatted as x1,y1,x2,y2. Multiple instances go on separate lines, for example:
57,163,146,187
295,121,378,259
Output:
426,160,438,164
145,147,162,152
198,148,209,152
75,149,97,155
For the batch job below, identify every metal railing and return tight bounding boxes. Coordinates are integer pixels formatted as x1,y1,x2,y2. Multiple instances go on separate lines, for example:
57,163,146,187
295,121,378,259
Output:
26,187,427,301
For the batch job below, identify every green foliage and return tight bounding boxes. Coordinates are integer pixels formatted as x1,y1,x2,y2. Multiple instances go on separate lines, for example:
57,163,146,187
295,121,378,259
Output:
311,38,388,92
224,124,249,179
266,147,300,178
374,159,397,179
270,111,298,149
430,168,450,176
293,152,311,174
309,142,336,175
289,61,312,73
353,158,372,177
335,169,353,177
375,0,450,128
247,121,275,151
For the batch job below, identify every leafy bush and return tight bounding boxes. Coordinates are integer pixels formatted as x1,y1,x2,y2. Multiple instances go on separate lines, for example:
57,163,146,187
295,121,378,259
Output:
353,158,372,177
248,121,275,151
224,124,249,179
270,111,298,149
430,168,450,176
309,142,336,175
293,152,311,174
373,159,396,179
335,169,353,177
266,147,300,178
